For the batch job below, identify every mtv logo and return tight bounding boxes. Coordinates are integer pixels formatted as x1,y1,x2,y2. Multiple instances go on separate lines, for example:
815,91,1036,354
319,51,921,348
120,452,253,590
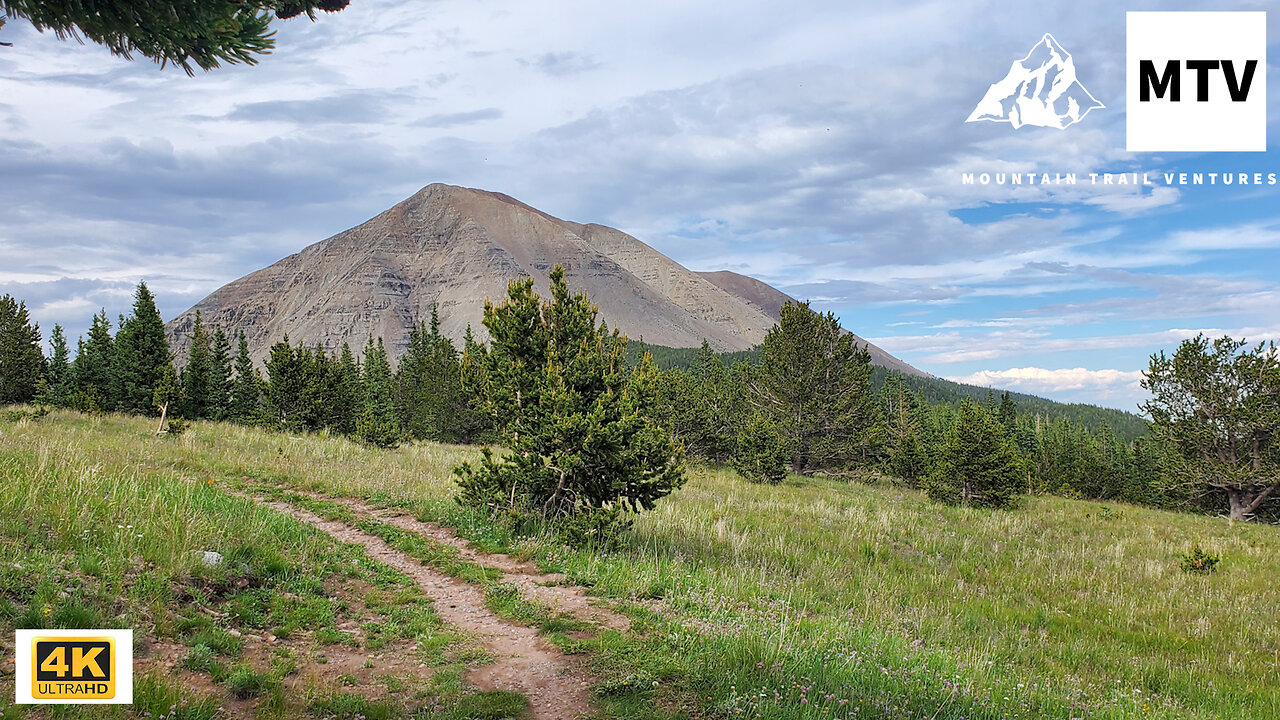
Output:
1127,12,1267,152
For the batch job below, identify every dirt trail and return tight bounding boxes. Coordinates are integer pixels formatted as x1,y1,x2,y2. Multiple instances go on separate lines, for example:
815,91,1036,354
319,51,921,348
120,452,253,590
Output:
318,493,630,632
255,499,593,720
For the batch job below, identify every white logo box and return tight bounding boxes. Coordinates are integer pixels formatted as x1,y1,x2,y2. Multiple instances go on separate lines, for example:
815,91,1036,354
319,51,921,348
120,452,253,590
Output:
1127,11,1267,152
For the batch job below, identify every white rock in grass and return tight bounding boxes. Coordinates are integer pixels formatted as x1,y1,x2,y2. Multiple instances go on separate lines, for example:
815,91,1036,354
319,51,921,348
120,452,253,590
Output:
200,551,224,567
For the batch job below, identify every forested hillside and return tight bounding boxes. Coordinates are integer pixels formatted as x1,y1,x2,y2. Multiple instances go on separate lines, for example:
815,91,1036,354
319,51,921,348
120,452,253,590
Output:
628,340,1149,440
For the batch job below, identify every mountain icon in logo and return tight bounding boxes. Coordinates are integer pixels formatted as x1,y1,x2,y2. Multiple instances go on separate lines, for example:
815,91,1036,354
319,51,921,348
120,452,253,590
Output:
966,33,1104,129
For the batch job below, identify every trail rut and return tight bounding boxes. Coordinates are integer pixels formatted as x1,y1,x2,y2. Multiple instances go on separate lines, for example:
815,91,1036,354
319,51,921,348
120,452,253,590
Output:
320,494,630,632
253,498,593,720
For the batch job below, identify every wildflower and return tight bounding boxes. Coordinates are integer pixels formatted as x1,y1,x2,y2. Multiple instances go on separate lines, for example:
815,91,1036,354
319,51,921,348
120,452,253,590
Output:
43,607,51,615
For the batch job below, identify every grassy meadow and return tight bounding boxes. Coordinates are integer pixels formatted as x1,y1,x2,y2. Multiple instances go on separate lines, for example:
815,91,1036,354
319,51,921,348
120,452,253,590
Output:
3,409,1278,719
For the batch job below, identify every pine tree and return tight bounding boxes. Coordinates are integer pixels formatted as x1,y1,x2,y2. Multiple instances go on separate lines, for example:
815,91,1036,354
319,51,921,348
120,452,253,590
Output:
72,310,116,412
890,429,931,486
997,391,1018,428
153,362,182,434
229,331,263,424
458,325,493,442
1142,335,1280,521
327,342,361,434
455,267,685,540
207,328,233,421
753,301,883,473
686,340,740,462
0,294,45,404
113,282,171,415
394,305,481,443
732,411,791,484
925,400,1022,509
356,337,401,447
264,336,306,430
179,310,211,419
0,1,352,74
43,324,73,407
883,375,931,485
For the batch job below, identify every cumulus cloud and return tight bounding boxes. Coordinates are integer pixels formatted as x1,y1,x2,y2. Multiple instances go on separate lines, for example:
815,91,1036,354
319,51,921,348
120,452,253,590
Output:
949,367,1145,393
948,366,1151,407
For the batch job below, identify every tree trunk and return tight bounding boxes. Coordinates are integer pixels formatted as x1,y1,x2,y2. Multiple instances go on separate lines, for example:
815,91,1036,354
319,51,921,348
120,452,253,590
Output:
155,402,168,435
1226,487,1252,521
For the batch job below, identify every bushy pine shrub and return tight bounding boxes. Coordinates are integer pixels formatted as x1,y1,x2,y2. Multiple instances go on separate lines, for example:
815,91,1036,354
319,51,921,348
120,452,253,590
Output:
925,400,1022,509
454,267,685,544
731,412,790,484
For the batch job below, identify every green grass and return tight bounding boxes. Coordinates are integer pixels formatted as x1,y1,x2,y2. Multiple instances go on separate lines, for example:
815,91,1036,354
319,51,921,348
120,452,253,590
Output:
246,486,583,635
5,410,1280,719
0,410,518,718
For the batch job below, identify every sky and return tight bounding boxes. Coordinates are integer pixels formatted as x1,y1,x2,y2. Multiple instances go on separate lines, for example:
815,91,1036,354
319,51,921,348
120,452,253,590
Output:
1,0,1277,412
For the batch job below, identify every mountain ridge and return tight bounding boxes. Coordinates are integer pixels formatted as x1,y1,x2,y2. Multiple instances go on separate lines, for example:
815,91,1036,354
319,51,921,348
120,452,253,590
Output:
166,184,927,378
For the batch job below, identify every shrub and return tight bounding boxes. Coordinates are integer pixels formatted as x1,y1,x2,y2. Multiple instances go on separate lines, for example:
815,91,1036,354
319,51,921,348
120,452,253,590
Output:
925,400,1022,509
455,267,685,545
731,412,790,484
1178,544,1221,575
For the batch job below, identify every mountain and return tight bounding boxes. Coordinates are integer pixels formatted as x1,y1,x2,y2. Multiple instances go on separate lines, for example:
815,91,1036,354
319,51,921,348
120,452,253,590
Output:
965,33,1104,129
166,184,927,377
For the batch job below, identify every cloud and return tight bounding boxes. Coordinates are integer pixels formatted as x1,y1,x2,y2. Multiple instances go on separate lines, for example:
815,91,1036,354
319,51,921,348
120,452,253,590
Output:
948,367,1145,394
948,366,1150,407
222,89,413,124
1166,223,1280,252
517,52,601,76
411,107,504,128
1083,185,1180,213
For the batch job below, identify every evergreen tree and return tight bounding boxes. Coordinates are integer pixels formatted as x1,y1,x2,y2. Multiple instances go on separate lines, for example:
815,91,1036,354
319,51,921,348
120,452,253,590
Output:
925,400,1022,509
0,1,352,74
753,301,883,473
1142,335,1280,521
113,282,171,415
458,325,493,442
179,310,212,419
229,331,263,424
327,342,361,434
882,374,931,485
0,294,44,404
71,310,116,412
356,337,401,447
395,305,482,443
207,328,233,421
890,429,931,486
153,362,182,434
43,324,73,407
264,336,308,430
997,391,1018,428
731,411,790,484
455,267,685,539
685,340,740,462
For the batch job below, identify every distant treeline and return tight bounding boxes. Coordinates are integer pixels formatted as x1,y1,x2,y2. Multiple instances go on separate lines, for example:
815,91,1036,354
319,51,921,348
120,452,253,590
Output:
628,340,1150,441
647,336,1176,510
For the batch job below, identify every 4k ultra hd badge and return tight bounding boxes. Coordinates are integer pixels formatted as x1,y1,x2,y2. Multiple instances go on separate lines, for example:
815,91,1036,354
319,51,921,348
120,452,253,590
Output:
15,629,134,704
1127,11,1267,152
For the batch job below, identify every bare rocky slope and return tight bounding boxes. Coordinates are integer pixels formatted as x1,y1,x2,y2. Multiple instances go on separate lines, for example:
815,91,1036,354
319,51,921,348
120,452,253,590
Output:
167,184,925,377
